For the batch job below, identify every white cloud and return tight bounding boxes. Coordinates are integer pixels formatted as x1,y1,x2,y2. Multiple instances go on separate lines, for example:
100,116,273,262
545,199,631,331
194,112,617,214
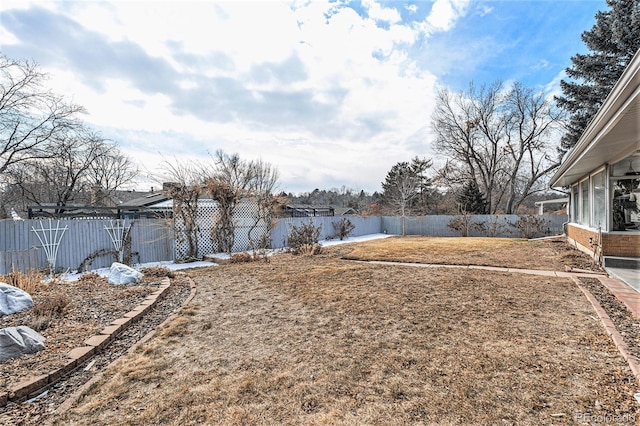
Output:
405,4,418,14
544,69,567,101
1,0,471,193
426,0,471,32
533,59,550,70
477,5,494,17
361,0,401,23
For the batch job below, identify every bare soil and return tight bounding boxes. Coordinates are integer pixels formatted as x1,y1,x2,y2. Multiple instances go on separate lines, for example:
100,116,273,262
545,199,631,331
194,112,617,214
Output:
43,238,639,425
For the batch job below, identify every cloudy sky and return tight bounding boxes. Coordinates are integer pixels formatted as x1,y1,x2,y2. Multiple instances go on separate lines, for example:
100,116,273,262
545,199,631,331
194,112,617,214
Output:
0,0,605,194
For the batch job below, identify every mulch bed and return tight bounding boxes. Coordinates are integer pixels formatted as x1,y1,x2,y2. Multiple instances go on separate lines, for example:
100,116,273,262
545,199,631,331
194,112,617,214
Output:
578,277,640,368
0,268,192,425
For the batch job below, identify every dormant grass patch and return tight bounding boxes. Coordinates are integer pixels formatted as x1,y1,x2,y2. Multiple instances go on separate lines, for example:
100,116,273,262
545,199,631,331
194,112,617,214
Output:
56,243,636,425
341,236,592,270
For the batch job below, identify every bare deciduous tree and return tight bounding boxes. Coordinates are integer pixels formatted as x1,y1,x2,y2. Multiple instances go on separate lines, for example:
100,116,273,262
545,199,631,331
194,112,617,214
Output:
3,128,137,215
431,81,563,213
381,161,422,236
158,158,202,261
0,55,84,176
246,158,281,251
153,151,280,257
205,150,280,254
87,143,139,202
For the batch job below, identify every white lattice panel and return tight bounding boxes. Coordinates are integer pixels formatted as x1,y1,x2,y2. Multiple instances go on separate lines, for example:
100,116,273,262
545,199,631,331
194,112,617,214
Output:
174,199,269,260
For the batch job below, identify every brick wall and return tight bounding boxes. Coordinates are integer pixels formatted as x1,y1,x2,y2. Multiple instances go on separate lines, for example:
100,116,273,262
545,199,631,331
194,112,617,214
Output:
567,224,640,258
602,233,640,257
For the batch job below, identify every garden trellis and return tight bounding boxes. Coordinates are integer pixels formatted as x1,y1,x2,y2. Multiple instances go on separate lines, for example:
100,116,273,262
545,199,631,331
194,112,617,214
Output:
104,220,132,263
31,219,68,276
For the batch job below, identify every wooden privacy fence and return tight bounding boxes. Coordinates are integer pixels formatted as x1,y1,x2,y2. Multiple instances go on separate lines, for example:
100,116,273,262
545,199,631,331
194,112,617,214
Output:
0,248,39,275
0,214,568,274
0,218,174,274
270,214,568,248
380,214,569,238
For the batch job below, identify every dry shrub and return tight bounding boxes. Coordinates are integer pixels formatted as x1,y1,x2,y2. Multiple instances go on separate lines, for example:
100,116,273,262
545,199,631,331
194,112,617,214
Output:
294,243,322,256
514,214,550,239
332,217,355,240
230,253,254,263
288,220,322,255
447,214,485,237
28,293,70,331
78,272,108,285
31,293,69,316
140,266,175,278
0,269,42,293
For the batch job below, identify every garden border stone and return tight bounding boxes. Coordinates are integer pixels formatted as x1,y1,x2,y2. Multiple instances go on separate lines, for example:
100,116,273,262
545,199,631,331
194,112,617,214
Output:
0,277,173,406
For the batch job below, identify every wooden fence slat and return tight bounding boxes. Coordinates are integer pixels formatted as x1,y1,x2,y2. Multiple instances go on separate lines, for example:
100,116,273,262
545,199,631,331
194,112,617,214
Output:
0,248,40,275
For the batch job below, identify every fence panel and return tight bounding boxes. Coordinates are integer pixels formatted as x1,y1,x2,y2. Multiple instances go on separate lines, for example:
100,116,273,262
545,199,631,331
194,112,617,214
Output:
270,216,383,249
0,218,174,273
381,215,568,238
0,248,39,275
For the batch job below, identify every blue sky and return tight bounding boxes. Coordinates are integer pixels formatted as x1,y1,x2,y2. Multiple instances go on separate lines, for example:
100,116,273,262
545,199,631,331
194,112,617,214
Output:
0,0,605,193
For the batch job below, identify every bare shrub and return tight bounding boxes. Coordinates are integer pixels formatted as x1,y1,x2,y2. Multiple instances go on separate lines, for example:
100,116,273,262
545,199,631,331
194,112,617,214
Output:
230,253,254,263
0,269,42,293
514,215,550,239
139,267,175,279
32,293,69,316
29,293,70,331
78,272,108,285
447,214,485,237
288,221,322,255
485,215,513,237
332,217,355,240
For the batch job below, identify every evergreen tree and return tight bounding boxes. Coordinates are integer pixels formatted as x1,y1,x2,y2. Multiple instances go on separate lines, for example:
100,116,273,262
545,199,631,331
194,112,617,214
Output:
556,0,640,153
381,157,436,215
456,180,487,214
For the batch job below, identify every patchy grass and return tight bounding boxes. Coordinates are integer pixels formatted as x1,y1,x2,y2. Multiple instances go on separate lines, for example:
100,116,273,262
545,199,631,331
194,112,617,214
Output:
340,236,599,271
56,241,637,425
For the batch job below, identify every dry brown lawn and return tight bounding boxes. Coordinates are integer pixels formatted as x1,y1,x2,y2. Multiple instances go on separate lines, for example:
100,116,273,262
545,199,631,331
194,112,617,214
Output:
338,236,597,271
54,238,638,425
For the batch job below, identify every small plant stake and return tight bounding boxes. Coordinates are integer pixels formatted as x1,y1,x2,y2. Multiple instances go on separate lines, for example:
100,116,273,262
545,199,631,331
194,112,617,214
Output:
31,219,68,277
104,220,131,263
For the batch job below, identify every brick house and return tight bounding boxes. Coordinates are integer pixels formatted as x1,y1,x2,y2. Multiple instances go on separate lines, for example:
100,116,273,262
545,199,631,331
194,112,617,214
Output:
550,50,639,263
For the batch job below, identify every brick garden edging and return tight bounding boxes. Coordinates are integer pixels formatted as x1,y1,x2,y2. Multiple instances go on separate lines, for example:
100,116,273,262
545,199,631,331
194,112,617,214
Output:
0,277,173,407
573,276,640,384
54,275,198,415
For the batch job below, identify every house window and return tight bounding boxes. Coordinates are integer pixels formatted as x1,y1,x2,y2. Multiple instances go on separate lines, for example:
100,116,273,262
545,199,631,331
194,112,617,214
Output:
593,171,606,230
571,185,579,223
611,155,640,231
581,178,590,226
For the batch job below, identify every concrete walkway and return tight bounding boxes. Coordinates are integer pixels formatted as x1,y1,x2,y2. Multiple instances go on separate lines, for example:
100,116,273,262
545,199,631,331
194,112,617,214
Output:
606,266,640,293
